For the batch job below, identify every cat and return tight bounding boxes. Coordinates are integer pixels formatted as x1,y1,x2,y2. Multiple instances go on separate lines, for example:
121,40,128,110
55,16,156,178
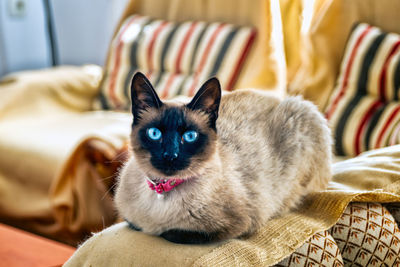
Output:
115,72,332,244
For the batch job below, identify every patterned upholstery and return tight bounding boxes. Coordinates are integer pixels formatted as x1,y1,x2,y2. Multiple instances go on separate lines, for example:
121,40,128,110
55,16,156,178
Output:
274,231,344,267
330,202,400,266
385,203,400,228
325,23,400,156
98,15,256,110
275,202,400,267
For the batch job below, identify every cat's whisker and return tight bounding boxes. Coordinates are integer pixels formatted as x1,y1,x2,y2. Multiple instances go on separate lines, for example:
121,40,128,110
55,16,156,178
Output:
186,168,199,179
104,159,126,164
145,177,156,185
100,174,117,182
101,182,118,200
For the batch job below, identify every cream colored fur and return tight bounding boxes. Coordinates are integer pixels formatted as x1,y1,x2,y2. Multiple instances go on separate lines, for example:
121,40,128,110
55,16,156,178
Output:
115,89,332,240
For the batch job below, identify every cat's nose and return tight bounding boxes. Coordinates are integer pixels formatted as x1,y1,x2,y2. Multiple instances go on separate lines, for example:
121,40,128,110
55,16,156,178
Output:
163,151,178,161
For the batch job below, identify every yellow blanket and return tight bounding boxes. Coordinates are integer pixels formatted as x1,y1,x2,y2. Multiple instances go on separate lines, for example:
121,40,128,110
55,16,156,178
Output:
64,145,400,266
0,66,131,245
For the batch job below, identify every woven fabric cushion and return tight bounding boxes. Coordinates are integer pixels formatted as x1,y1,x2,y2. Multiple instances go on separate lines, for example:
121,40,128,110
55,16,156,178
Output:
385,203,400,228
274,230,344,267
329,202,400,266
275,202,400,267
325,23,400,156
98,15,256,110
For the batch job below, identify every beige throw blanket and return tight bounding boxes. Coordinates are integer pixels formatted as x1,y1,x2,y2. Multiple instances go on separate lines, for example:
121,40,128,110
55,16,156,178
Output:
0,66,131,245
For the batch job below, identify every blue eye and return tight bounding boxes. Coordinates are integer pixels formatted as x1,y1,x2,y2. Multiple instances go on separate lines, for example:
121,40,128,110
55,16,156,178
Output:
182,130,198,143
147,127,162,141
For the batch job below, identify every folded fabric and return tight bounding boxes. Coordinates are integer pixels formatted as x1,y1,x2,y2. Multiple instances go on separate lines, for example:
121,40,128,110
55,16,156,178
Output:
64,145,400,266
0,66,132,245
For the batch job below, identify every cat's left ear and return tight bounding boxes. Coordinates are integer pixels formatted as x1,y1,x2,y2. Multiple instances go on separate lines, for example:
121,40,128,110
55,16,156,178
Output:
130,72,163,124
187,77,221,129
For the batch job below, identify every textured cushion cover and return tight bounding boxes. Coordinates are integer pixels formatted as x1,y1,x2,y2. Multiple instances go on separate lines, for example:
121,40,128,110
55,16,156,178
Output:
275,230,344,266
98,14,256,110
325,23,400,156
329,202,400,266
275,202,400,266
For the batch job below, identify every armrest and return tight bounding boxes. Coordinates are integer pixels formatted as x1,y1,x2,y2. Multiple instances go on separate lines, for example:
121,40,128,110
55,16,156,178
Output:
0,65,103,121
64,222,217,267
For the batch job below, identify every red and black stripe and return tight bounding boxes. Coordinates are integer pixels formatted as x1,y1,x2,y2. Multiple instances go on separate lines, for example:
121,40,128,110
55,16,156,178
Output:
334,32,386,155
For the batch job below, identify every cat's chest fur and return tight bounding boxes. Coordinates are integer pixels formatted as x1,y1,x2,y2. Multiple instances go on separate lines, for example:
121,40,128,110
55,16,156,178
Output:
116,141,250,236
115,73,332,243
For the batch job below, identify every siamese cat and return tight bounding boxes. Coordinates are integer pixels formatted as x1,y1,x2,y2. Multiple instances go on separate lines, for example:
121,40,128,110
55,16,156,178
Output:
115,72,332,244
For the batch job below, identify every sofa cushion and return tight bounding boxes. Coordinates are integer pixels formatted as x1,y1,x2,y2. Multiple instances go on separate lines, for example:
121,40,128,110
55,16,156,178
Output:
325,23,400,156
284,0,400,111
329,202,400,266
275,203,400,266
275,230,344,266
97,14,256,110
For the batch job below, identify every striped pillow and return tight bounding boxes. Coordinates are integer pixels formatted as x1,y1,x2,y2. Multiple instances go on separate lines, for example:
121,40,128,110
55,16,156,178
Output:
325,23,400,156
98,15,256,110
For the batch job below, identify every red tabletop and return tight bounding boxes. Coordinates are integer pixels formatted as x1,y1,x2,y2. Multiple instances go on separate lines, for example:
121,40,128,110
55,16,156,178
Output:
0,223,75,267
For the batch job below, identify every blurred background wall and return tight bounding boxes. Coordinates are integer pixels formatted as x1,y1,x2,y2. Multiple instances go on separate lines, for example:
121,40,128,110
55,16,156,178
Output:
0,0,128,77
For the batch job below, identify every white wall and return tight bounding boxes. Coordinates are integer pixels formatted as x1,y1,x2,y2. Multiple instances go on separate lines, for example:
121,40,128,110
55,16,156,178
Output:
0,0,51,75
51,0,127,66
0,0,128,77
0,15,6,76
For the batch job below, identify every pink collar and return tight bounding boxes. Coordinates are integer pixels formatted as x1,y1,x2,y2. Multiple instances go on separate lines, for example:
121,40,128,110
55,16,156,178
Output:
146,178,185,194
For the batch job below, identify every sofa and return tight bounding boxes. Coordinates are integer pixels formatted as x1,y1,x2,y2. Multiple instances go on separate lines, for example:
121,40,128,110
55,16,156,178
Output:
0,0,400,266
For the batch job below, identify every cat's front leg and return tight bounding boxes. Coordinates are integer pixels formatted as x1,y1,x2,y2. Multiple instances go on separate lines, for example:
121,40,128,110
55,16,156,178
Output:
159,229,219,244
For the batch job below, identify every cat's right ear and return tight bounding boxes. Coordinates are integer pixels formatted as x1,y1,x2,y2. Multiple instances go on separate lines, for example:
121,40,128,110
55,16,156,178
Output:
130,72,163,125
